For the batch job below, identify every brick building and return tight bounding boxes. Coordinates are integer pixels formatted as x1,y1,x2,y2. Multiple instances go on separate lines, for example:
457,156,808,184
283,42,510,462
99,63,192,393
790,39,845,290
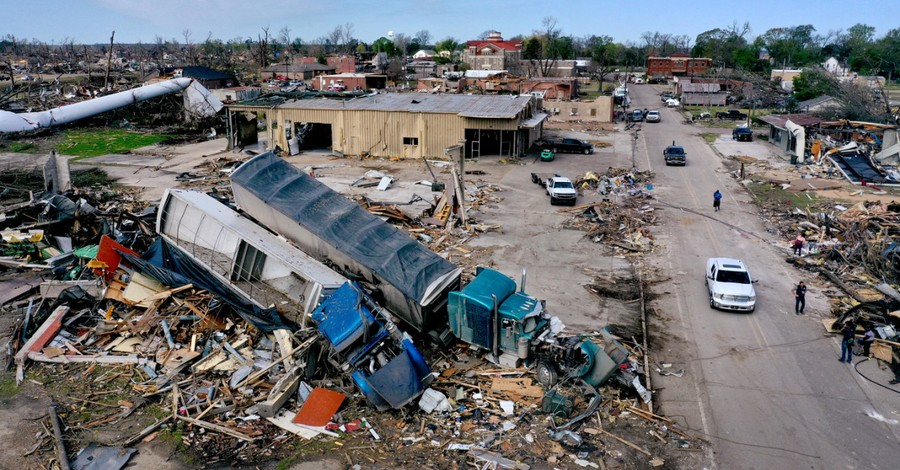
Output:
462,32,522,73
647,54,712,79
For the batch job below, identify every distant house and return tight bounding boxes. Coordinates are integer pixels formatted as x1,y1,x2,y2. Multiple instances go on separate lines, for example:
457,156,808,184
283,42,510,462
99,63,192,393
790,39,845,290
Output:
295,56,357,74
210,86,261,103
262,63,335,81
647,54,712,79
413,49,437,60
796,95,841,114
311,73,387,91
770,69,803,91
823,57,851,79
758,113,823,157
164,66,237,89
462,32,522,73
680,82,726,106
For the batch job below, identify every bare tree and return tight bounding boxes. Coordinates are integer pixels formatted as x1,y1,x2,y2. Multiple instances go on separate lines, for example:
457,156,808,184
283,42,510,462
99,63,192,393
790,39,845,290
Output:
182,29,196,64
415,30,432,48
257,27,270,69
278,27,292,62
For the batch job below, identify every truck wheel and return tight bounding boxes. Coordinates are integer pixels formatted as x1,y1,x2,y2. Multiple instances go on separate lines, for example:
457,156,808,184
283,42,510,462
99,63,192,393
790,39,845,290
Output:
551,147,558,153
583,148,590,155
536,361,558,387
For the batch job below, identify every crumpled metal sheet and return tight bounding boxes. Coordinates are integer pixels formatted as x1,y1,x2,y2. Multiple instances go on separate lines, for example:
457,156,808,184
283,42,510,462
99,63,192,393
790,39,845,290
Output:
72,443,136,470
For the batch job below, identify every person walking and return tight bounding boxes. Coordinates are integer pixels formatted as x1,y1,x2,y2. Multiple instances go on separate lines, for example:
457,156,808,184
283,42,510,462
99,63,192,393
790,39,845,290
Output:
792,235,804,256
713,190,722,212
860,323,875,357
794,281,807,315
840,321,855,363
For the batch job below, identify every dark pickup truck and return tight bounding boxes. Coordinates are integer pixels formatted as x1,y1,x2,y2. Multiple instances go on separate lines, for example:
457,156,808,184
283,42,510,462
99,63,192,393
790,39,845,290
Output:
535,138,594,154
663,144,686,166
716,109,747,120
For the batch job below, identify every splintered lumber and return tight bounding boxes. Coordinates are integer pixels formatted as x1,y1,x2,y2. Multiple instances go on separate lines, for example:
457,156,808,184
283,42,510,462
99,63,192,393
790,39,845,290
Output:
48,405,70,470
236,336,315,389
257,365,303,418
175,415,256,441
597,428,651,456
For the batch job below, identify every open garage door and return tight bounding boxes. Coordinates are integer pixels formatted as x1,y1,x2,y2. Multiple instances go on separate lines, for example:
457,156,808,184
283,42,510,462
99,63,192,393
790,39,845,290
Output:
464,129,518,159
296,122,333,151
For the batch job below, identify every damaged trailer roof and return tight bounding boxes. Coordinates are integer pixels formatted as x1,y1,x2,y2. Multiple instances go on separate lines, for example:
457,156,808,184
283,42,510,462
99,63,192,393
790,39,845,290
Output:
230,152,461,335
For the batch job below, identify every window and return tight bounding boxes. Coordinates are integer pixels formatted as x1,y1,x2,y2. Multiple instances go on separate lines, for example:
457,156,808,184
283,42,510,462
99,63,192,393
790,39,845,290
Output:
590,108,597,116
403,137,419,146
232,241,266,282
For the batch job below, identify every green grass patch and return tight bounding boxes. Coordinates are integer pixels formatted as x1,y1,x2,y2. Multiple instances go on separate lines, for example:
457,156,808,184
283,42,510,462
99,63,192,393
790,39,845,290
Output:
56,129,174,160
747,182,819,210
700,133,718,144
0,141,39,153
0,375,19,398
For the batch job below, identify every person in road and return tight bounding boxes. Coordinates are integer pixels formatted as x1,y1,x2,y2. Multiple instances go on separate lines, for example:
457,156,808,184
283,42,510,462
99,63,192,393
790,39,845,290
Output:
860,323,875,357
713,190,722,212
840,321,855,363
794,281,807,315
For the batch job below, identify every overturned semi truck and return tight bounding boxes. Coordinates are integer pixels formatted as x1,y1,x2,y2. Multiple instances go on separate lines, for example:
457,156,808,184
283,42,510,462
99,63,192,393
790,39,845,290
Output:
230,152,462,342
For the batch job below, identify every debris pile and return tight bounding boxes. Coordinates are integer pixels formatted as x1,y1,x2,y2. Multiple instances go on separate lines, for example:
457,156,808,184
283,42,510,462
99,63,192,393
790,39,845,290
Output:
0,152,682,468
561,169,657,252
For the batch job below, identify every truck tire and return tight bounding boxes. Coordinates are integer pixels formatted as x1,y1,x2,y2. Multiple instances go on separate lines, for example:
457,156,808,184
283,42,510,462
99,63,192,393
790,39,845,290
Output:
550,197,558,205
551,147,558,153
536,361,558,387
583,148,591,155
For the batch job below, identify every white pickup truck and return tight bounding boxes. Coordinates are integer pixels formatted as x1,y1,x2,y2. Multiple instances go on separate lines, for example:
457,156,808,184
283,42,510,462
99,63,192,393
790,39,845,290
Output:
545,176,578,206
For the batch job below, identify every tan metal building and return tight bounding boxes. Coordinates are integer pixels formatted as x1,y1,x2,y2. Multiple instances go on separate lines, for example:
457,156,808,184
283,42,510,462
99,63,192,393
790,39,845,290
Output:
226,93,547,159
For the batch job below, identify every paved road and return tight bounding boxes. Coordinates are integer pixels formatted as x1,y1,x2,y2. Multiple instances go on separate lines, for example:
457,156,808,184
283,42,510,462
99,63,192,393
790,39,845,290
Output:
630,85,900,469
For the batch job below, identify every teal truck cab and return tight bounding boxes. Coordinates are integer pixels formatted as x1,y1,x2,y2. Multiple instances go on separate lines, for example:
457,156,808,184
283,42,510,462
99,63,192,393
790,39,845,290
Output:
447,267,629,390
448,267,550,366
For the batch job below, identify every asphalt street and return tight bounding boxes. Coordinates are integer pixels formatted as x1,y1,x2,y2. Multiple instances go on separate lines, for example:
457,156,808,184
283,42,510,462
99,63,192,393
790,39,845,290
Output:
629,84,900,469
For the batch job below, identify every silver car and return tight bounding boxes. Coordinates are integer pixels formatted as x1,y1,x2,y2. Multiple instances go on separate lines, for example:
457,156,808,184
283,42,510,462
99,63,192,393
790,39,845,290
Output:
645,111,661,123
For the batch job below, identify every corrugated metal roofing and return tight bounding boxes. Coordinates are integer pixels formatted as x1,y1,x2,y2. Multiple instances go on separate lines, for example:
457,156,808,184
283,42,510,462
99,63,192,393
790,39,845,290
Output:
280,93,532,118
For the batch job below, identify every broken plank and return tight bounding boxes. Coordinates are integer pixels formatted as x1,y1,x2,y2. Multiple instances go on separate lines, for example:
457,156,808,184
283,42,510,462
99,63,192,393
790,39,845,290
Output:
597,428,651,456
175,415,256,442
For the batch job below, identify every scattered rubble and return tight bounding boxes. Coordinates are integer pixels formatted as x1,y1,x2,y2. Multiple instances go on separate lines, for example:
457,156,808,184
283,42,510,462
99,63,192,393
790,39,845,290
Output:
0,150,699,469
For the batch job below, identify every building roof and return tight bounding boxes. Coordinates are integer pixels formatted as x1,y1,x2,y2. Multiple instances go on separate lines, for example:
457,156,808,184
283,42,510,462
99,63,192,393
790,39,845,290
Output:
465,70,506,79
758,113,824,128
164,66,234,80
262,63,335,73
466,39,522,51
796,95,838,109
279,93,533,119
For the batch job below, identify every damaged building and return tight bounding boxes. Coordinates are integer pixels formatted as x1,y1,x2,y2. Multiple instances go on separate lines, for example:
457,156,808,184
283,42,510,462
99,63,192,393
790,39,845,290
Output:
225,93,547,159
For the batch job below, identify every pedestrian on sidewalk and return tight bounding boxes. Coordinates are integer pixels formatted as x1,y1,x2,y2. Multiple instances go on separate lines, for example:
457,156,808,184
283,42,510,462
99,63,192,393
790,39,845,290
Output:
860,323,876,357
840,321,855,363
713,190,722,212
794,281,807,314
792,235,805,256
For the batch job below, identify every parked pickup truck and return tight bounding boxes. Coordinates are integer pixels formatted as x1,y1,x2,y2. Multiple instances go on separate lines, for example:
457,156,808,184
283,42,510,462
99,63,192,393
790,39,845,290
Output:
716,109,747,120
535,138,594,155
663,143,686,166
546,176,578,205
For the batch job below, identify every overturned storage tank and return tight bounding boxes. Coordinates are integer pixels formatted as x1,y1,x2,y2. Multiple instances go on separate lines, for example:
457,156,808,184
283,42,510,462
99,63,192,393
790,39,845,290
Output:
230,152,461,340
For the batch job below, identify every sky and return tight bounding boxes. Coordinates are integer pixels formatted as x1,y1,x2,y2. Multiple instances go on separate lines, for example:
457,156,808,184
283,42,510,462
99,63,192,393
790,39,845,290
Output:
2,0,897,46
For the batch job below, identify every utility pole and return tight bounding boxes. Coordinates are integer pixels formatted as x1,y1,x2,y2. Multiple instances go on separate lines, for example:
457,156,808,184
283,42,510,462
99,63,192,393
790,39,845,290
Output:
631,127,640,170
103,31,115,91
